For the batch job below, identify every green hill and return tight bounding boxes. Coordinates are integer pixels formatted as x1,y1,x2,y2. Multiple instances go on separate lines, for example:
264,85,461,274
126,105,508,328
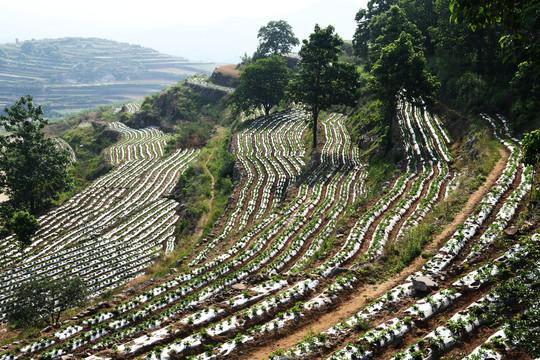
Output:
0,37,219,118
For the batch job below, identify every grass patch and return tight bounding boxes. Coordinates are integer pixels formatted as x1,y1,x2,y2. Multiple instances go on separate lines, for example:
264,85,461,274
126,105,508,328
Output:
147,127,235,278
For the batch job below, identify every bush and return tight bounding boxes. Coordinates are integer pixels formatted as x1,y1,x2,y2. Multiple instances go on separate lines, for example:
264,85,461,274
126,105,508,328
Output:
7,276,88,327
5,210,40,247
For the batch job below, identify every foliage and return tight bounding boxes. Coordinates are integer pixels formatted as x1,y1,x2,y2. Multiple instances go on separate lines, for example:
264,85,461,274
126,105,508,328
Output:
352,0,538,122
60,120,118,183
173,128,235,239
5,210,40,248
7,276,88,327
353,0,399,59
521,130,540,167
449,0,539,77
368,5,425,65
510,62,540,129
232,56,292,116
290,24,360,148
253,20,299,60
0,96,73,215
370,31,439,111
522,129,540,199
346,95,392,157
399,0,437,53
131,83,228,133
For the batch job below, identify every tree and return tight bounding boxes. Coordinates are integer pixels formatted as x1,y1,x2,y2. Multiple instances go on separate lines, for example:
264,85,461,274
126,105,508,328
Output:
253,20,299,60
368,5,425,65
370,31,440,114
522,130,540,200
5,210,40,247
232,56,292,116
7,275,88,327
367,6,439,127
399,0,438,54
353,0,398,60
290,25,360,149
0,95,73,216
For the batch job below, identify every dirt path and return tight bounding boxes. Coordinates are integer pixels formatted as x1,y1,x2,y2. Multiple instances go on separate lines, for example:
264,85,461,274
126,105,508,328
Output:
191,127,233,244
245,147,510,360
193,153,216,241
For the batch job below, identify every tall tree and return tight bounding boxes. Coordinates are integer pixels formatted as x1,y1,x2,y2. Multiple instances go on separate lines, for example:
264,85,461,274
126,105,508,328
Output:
0,95,73,216
253,20,299,60
370,31,439,118
353,0,398,60
232,55,292,116
290,25,360,149
368,5,425,65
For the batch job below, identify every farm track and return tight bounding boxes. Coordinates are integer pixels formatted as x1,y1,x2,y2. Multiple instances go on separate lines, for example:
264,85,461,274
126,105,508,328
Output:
0,106,535,360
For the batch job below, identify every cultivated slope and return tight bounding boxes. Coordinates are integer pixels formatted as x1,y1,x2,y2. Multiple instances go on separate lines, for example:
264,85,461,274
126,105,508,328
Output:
0,38,218,118
0,105,535,360
0,123,199,321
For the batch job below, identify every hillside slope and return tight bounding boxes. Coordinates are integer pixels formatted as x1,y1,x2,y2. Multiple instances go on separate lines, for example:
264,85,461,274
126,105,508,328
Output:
0,91,537,360
0,38,219,118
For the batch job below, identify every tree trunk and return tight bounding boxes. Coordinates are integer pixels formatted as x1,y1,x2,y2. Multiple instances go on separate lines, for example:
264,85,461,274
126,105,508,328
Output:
312,109,319,149
385,101,396,153
55,311,61,327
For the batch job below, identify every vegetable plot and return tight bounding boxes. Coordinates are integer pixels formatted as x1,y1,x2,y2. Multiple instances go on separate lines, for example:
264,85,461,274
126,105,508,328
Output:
0,123,199,320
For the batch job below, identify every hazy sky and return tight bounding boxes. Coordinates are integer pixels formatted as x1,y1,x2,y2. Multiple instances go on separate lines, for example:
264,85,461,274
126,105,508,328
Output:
1,0,368,63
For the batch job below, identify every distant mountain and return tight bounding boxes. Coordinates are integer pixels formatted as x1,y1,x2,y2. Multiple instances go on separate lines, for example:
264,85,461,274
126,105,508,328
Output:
0,37,220,118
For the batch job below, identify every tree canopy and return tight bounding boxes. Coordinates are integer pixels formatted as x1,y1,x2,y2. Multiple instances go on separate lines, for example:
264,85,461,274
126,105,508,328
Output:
290,25,360,149
232,55,292,116
365,5,439,129
0,95,73,217
253,20,299,60
7,275,87,327
449,0,539,70
448,0,539,126
353,0,398,60
370,31,439,110
368,5,425,64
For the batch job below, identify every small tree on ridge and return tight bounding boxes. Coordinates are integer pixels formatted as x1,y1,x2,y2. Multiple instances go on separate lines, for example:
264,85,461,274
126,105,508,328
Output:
290,24,360,149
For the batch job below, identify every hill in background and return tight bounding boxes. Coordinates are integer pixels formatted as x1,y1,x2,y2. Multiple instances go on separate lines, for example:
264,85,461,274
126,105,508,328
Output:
0,37,220,118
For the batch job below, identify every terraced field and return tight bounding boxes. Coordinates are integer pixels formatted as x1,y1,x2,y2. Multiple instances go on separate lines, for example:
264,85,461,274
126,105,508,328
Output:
0,38,219,118
0,123,199,321
0,104,536,360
